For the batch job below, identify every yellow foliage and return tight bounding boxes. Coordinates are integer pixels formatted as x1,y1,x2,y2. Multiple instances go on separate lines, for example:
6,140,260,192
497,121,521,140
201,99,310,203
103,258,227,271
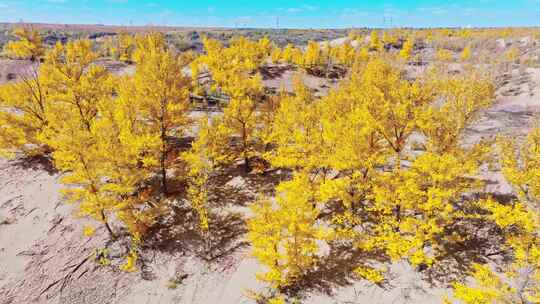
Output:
461,45,472,61
436,48,453,62
257,57,497,294
121,249,138,272
123,32,191,194
3,27,45,61
196,36,265,172
281,43,302,64
111,32,136,62
382,31,398,47
199,36,270,76
35,40,120,234
1,34,189,243
448,127,540,303
271,47,282,64
354,266,386,284
248,173,322,290
40,39,113,131
268,296,286,304
420,69,494,153
181,117,232,233
356,59,433,157
500,128,540,203
264,78,323,170
83,225,96,237
7,29,536,291
357,46,370,62
365,151,482,265
505,47,519,62
0,66,49,157
300,41,326,69
370,31,383,52
399,36,414,61
452,264,516,304
333,40,356,66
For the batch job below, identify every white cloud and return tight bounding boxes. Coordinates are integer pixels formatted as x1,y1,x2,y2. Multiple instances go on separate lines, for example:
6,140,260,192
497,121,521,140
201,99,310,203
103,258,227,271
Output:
418,6,449,15
286,8,303,13
303,5,319,11
282,4,319,14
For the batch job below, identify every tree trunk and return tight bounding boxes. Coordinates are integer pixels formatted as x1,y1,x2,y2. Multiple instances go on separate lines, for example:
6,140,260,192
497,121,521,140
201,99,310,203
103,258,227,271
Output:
160,132,168,196
101,210,116,240
244,155,250,173
160,106,168,196
161,154,168,196
242,123,251,173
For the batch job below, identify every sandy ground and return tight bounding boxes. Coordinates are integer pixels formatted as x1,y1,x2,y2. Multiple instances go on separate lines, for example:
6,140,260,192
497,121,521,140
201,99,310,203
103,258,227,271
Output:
1,64,540,303
0,59,36,83
0,155,449,304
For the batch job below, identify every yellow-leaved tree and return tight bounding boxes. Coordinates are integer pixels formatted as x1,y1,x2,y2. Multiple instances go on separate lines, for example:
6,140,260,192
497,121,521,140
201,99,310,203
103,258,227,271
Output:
248,172,323,292
420,69,494,154
436,48,453,62
333,40,356,67
182,116,235,237
370,31,383,52
0,65,49,157
3,27,45,61
40,39,114,133
90,93,164,241
112,32,137,62
195,37,266,172
281,43,302,65
461,45,472,62
448,128,540,303
37,39,118,237
120,33,192,195
263,77,325,171
399,36,414,61
299,41,326,72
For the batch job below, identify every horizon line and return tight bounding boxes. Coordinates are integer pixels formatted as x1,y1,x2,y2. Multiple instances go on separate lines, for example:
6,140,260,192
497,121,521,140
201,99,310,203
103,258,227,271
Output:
2,21,540,31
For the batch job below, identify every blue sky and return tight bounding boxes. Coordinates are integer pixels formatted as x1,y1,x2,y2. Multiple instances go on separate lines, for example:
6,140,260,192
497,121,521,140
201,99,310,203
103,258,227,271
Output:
0,0,538,28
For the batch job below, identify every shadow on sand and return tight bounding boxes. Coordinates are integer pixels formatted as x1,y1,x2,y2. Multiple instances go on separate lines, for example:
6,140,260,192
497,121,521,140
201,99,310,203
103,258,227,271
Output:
142,162,289,272
12,154,58,175
279,194,518,300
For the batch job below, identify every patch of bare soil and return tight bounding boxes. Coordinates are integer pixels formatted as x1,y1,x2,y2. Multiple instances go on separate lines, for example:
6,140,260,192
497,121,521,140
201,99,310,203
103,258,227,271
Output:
0,58,134,86
261,64,340,96
468,67,540,139
0,59,35,84
0,156,133,304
